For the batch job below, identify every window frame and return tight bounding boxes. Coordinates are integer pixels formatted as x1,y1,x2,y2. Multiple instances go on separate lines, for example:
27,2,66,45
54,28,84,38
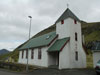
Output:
74,19,77,24
61,20,64,24
26,49,28,59
31,49,34,59
75,51,78,61
38,48,41,59
75,32,78,41
22,50,24,59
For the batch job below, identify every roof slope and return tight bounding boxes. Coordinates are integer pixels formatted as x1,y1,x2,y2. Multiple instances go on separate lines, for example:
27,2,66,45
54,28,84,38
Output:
48,37,70,52
19,31,57,50
55,8,80,23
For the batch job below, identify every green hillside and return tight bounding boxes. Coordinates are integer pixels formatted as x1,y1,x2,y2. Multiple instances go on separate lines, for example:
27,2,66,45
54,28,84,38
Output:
0,50,19,62
82,22,100,43
0,21,100,62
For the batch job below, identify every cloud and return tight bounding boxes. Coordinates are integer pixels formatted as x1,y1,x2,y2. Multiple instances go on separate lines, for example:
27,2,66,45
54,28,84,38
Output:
0,41,24,51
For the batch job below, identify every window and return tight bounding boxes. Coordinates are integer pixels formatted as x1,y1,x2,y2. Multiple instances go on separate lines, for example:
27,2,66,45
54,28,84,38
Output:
31,49,34,59
22,50,24,59
38,48,41,59
46,35,51,40
75,51,78,61
75,33,78,41
74,19,77,24
61,20,64,24
26,49,28,59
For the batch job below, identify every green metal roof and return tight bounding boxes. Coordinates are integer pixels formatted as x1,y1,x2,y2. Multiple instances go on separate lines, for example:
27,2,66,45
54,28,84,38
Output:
47,37,70,52
19,31,57,50
55,8,80,23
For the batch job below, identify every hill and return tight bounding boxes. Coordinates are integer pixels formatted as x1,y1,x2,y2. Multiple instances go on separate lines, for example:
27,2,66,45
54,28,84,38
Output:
0,21,100,62
0,49,19,62
81,22,100,43
0,49,10,55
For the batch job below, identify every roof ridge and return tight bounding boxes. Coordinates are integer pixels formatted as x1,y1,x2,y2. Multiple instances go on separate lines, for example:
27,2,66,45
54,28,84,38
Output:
32,31,56,39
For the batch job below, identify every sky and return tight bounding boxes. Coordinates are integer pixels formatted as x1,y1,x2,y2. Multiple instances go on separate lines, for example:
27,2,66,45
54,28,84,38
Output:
0,0,100,51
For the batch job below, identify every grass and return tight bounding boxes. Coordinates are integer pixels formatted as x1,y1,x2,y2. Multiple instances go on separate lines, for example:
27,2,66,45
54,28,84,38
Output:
86,50,93,68
85,31,100,43
0,50,19,62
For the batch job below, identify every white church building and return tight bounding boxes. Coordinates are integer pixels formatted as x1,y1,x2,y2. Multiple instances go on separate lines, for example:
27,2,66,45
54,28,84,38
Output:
18,8,87,69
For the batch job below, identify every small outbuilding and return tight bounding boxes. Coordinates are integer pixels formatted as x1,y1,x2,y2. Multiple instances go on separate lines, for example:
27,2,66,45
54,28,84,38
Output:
92,41,100,67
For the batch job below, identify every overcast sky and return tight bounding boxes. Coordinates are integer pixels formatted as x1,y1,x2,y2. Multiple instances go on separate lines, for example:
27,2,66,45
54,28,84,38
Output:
0,0,100,51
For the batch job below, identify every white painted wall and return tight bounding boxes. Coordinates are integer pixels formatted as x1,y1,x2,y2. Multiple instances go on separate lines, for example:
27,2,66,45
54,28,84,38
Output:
59,42,71,69
28,47,49,67
56,18,70,39
56,17,86,69
93,52,100,67
69,18,86,68
18,47,49,67
18,50,27,64
18,51,22,63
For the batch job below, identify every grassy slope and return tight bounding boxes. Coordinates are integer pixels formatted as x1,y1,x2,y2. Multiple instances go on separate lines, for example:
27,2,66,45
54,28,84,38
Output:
82,22,100,43
0,21,100,65
0,50,19,62
85,31,100,42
